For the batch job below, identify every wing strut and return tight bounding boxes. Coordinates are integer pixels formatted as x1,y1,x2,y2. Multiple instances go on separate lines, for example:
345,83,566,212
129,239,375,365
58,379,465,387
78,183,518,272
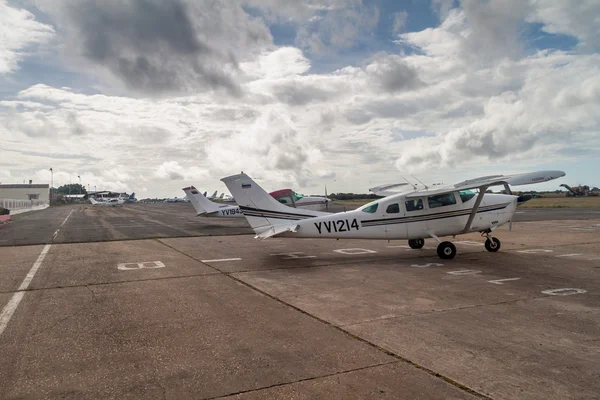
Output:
463,186,488,233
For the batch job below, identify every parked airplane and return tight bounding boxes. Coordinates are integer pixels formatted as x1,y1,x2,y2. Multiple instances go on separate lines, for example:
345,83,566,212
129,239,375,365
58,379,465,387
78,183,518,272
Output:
90,193,135,206
221,171,565,259
182,186,331,218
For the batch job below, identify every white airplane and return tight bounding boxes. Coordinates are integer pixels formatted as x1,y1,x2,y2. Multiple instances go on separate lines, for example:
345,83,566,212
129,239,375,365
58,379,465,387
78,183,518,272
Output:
221,171,565,259
182,185,332,218
207,190,219,200
89,193,135,206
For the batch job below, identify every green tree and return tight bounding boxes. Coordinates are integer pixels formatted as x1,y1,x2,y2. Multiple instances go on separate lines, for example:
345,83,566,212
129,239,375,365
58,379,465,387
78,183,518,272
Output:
56,184,87,195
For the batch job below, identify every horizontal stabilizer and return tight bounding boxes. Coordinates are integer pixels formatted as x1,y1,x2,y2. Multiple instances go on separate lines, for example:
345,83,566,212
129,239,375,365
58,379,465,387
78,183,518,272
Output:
255,223,299,239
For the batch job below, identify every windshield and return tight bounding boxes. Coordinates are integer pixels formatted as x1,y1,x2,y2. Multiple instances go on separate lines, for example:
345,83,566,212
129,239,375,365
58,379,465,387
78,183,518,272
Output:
293,192,304,201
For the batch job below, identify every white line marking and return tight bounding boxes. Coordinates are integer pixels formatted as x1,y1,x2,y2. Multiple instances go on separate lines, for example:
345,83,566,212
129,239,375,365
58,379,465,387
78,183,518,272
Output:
542,288,587,296
517,249,553,254
556,253,582,258
0,244,51,337
488,278,521,285
52,229,59,240
333,248,377,255
447,269,481,276
200,258,242,263
60,209,74,227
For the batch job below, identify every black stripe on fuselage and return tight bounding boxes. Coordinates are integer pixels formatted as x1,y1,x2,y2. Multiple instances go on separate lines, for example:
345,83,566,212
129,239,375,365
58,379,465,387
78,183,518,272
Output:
361,203,511,227
239,205,319,220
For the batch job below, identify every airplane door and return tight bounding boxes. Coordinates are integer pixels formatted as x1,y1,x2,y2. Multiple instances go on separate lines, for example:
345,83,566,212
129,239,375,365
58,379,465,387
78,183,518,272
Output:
382,201,408,240
404,197,429,239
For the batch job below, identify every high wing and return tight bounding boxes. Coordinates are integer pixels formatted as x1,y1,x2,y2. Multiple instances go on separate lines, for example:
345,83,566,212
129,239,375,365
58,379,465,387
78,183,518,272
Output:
369,182,412,196
402,170,565,233
404,170,566,199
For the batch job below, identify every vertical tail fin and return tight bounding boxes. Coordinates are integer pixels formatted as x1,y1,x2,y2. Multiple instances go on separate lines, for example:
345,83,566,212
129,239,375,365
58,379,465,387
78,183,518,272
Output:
183,186,221,215
128,192,135,200
221,173,328,231
89,197,98,205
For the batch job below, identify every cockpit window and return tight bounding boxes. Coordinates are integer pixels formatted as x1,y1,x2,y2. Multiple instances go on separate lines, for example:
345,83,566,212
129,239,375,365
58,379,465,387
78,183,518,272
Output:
293,192,304,201
386,203,400,214
361,203,379,213
427,193,457,208
278,196,293,204
459,190,476,203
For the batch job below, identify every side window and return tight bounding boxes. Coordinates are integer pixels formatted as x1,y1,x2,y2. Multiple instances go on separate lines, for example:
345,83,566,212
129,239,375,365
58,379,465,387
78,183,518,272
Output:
405,199,423,212
361,203,379,213
427,193,457,208
386,203,400,214
459,190,476,202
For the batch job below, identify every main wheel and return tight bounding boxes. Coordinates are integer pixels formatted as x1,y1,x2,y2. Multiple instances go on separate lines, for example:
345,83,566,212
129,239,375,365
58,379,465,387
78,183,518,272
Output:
485,237,501,252
408,239,425,249
437,242,457,259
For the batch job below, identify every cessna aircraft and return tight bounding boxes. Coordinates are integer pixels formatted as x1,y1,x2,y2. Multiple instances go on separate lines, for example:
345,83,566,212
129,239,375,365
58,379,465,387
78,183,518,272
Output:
221,171,565,259
183,186,331,218
89,193,135,206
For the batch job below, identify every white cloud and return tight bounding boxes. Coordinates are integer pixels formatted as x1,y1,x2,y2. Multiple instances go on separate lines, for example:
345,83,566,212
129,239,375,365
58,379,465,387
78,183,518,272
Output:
527,0,600,51
155,161,209,181
0,0,598,196
0,0,55,74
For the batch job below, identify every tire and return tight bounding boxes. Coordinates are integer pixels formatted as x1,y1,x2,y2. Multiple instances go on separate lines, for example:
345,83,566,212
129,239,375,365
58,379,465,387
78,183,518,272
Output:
408,239,425,249
437,242,456,259
485,237,501,252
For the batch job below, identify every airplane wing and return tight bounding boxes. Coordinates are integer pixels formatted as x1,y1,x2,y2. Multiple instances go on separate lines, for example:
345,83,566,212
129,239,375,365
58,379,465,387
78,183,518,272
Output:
405,170,566,198
369,183,411,196
401,170,565,233
254,223,299,239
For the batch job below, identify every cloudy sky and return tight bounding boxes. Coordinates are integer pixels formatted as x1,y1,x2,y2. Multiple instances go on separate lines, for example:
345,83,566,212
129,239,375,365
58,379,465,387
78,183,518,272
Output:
1,0,598,198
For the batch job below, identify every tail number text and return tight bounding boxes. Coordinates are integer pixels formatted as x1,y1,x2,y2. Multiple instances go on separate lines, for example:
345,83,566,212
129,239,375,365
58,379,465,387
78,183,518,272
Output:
315,219,359,234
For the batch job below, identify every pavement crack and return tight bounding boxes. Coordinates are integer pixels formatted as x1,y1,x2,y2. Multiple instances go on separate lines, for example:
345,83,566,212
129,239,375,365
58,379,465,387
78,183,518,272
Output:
225,274,493,400
204,360,399,400
340,295,549,328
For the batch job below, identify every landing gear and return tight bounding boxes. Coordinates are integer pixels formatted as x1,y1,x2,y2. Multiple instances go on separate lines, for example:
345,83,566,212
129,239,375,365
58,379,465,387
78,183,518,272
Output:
408,239,425,249
485,237,501,252
437,241,457,259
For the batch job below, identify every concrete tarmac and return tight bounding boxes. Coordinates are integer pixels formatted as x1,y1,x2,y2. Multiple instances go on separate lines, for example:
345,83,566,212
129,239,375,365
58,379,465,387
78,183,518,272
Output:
0,203,598,399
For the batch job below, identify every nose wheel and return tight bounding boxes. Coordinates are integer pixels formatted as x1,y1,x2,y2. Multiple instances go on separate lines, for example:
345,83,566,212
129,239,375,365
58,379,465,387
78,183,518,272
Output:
437,241,457,259
485,237,501,252
408,239,425,249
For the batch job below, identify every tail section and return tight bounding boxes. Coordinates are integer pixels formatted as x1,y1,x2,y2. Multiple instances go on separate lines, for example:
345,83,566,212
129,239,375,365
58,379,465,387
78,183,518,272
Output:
182,186,221,215
89,197,98,205
221,173,328,232
219,193,224,199
128,192,135,200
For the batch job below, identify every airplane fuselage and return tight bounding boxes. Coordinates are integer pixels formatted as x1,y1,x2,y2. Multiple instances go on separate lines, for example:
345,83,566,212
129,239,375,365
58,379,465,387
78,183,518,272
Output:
277,193,517,240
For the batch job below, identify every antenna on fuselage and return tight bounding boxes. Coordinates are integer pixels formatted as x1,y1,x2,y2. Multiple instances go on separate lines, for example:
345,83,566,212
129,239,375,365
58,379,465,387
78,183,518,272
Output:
400,175,417,190
411,175,428,190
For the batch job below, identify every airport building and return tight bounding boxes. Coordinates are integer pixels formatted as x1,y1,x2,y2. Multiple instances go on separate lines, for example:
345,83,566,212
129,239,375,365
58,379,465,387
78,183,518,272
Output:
0,183,50,202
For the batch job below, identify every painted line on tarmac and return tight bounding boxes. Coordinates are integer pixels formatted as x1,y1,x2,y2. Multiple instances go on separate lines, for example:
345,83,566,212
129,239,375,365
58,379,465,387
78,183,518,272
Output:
51,209,74,242
200,258,242,263
0,244,51,337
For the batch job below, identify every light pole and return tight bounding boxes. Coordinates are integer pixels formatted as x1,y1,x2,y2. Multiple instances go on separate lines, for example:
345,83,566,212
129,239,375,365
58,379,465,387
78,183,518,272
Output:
49,167,53,204
78,175,81,194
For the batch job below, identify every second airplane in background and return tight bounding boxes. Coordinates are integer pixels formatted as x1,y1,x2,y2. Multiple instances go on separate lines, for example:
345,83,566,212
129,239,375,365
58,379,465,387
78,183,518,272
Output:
183,186,331,218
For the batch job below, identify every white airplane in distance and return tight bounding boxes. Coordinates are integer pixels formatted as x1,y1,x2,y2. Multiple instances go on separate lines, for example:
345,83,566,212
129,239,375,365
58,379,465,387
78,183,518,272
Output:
182,185,331,218
221,171,566,259
207,190,219,200
89,193,135,206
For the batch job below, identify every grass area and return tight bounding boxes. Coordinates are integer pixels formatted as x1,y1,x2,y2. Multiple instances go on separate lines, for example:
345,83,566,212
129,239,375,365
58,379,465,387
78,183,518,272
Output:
518,197,600,208
336,196,600,209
